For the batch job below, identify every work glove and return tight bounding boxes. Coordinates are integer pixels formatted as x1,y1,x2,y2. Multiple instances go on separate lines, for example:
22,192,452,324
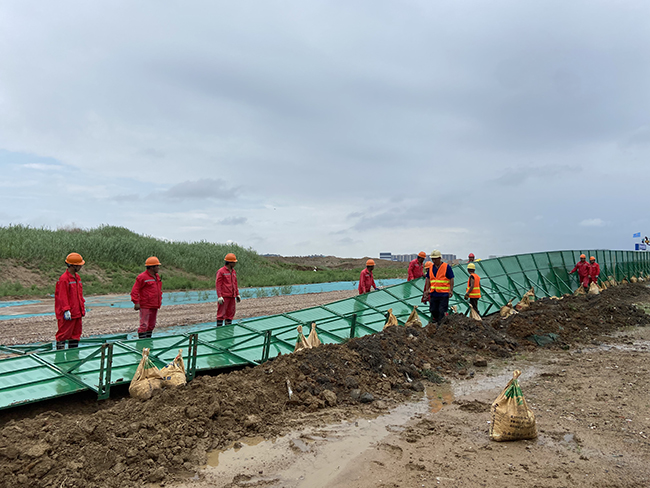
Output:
464,294,469,300
63,311,71,321
134,303,141,311
217,297,224,305
236,295,241,303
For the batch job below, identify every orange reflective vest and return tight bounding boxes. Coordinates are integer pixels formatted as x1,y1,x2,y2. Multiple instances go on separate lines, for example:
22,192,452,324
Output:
466,273,481,298
429,262,451,293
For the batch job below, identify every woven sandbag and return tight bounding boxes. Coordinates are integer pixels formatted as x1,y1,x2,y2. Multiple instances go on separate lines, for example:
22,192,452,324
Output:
500,300,515,318
160,349,187,387
630,276,638,283
293,325,311,352
383,308,399,330
489,370,537,442
621,279,629,284
469,305,482,322
574,286,586,296
306,322,321,348
588,283,600,295
404,306,423,327
129,348,164,400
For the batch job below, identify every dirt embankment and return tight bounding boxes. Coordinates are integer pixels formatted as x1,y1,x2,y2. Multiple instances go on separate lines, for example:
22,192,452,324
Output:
1,284,650,487
265,255,408,271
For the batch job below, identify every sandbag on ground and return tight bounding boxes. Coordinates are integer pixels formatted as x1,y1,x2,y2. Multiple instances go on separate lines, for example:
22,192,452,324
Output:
489,370,537,442
129,348,164,400
160,349,187,387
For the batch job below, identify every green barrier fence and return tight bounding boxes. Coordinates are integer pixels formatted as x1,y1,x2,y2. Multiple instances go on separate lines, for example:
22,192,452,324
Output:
1,249,648,411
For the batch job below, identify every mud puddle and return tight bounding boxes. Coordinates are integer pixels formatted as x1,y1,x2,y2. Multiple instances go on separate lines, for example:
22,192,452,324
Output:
179,364,538,488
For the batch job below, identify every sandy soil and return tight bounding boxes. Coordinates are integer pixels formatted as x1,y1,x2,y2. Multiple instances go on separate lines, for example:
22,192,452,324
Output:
2,285,650,488
0,290,358,346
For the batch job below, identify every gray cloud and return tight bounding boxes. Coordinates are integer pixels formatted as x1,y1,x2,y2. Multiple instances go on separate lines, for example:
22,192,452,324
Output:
492,164,581,187
217,216,247,226
160,179,239,201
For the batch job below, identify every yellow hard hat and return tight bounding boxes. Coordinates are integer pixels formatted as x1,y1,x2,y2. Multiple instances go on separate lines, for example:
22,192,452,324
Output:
430,250,442,259
467,263,476,270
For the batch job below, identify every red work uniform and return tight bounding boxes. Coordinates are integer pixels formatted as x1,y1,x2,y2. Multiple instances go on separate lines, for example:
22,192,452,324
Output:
216,266,239,320
358,268,377,294
588,262,601,284
570,261,590,288
407,259,424,281
54,269,85,342
131,271,163,334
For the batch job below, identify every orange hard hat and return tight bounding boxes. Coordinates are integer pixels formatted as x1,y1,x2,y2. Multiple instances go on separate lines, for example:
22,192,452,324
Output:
590,256,596,261
225,253,238,263
425,261,433,268
580,254,586,259
145,256,161,266
418,251,426,258
65,252,85,265
366,259,375,266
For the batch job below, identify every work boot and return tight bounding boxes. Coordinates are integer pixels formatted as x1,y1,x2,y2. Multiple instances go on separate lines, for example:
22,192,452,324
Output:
68,340,79,348
138,332,147,339
225,319,232,325
145,331,153,338
56,341,66,350
216,320,224,327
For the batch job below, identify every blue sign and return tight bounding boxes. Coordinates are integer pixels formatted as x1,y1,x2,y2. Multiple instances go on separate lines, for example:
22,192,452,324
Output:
634,232,641,238
642,243,647,251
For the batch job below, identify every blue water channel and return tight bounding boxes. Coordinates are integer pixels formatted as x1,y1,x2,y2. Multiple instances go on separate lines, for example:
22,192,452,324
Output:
0,278,405,320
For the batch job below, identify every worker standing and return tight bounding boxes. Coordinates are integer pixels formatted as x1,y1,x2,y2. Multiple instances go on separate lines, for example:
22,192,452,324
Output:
54,253,86,350
468,253,475,263
216,253,241,326
408,252,427,281
359,259,378,294
569,254,590,291
464,263,481,311
423,250,455,324
131,257,163,339
588,256,601,285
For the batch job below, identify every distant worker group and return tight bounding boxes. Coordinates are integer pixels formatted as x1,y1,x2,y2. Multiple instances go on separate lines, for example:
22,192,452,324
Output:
570,254,600,292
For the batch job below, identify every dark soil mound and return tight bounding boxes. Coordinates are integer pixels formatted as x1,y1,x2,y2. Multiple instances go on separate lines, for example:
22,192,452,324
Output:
1,283,649,488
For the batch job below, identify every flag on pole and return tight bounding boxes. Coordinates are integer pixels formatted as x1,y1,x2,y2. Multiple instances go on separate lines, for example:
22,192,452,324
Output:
633,232,641,238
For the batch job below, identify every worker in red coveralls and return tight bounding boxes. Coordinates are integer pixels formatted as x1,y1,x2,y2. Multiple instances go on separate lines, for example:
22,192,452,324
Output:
131,257,163,339
216,253,240,326
54,253,86,350
359,259,379,294
569,254,590,291
408,252,427,281
468,253,476,263
588,256,601,286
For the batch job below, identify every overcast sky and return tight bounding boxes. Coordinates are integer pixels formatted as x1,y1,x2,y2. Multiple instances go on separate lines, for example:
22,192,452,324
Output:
1,1,649,259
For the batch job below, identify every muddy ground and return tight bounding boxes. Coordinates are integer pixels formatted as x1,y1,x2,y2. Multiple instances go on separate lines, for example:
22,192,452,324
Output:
2,284,650,487
0,290,358,346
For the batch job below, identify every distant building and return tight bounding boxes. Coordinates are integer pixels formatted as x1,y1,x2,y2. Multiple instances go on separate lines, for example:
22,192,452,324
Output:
379,252,456,263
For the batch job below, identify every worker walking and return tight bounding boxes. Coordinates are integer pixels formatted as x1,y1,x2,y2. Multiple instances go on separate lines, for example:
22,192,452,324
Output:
464,263,481,311
359,259,378,294
216,253,241,326
131,257,163,338
588,256,601,285
423,250,455,324
54,253,86,349
408,252,427,281
569,254,590,291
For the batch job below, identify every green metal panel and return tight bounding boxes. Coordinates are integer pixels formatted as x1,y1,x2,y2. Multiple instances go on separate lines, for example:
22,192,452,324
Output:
2,249,649,411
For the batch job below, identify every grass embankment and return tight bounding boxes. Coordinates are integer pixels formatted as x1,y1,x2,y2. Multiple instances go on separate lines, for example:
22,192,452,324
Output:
0,225,405,298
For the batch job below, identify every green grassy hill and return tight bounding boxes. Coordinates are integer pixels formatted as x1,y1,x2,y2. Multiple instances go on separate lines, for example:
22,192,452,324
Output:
0,225,406,298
